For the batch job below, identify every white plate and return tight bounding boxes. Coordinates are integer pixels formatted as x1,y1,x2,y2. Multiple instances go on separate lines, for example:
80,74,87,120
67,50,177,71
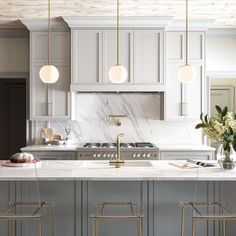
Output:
2,160,41,168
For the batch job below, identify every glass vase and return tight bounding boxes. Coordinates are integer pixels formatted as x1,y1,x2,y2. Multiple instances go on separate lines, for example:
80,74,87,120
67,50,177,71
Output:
217,145,235,170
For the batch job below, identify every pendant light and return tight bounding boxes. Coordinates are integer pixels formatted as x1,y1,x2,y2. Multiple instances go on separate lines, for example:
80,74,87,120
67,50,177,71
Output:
108,0,128,83
39,0,59,84
177,0,196,83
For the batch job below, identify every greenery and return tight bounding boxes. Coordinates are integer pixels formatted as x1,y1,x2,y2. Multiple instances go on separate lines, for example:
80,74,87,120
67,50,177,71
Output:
195,105,236,161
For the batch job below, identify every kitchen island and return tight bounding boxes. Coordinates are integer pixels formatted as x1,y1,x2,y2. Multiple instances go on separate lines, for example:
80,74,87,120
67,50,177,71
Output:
0,160,234,236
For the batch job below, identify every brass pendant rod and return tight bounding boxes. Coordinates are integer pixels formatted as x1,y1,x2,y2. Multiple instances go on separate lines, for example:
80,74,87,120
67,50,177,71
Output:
48,0,51,65
116,0,120,65
185,0,188,65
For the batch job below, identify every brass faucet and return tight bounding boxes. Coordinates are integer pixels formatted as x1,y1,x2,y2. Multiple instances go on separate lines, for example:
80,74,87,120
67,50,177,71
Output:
109,133,125,168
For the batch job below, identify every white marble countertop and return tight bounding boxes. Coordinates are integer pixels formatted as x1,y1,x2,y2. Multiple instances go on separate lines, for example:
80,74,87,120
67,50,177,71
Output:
0,160,235,181
21,144,83,152
21,144,215,152
156,144,215,151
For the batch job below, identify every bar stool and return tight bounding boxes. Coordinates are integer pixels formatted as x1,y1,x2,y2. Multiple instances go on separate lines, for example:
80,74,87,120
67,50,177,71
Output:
0,201,54,236
0,163,54,236
91,202,144,236
180,201,236,236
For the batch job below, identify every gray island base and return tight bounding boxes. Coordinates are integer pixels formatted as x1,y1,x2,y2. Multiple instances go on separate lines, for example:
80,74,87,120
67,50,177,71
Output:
0,160,235,236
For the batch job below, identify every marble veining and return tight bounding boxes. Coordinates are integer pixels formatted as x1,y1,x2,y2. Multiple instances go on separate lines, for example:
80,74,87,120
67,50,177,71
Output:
34,93,202,145
0,160,235,181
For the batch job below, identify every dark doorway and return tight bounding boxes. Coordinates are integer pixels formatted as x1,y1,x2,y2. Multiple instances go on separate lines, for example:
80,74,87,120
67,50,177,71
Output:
0,79,26,160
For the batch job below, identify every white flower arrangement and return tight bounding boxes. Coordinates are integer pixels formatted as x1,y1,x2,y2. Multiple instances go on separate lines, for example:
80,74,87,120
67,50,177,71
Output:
196,105,236,163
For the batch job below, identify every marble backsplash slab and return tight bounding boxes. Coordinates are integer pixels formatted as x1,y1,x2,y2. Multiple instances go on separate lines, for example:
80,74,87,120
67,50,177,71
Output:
34,93,202,145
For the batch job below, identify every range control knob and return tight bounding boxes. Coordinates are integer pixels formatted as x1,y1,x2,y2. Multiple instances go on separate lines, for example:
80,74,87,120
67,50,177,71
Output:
136,153,141,158
97,153,101,158
93,153,97,158
142,153,146,158
132,153,136,158
103,153,106,158
146,153,151,158
107,153,111,158
111,153,114,158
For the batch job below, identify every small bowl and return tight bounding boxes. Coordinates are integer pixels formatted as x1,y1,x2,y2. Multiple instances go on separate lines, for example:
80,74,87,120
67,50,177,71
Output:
53,140,65,146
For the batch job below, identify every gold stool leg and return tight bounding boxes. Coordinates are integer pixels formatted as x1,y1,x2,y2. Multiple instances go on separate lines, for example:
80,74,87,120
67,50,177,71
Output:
137,217,143,236
93,219,98,236
192,219,195,236
181,206,184,236
8,220,12,236
223,220,226,236
49,206,54,236
38,218,42,236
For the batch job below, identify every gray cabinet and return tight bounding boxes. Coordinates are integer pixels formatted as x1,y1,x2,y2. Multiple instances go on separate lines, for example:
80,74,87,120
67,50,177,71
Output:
30,31,71,120
160,150,214,160
164,31,205,121
29,151,76,160
70,28,165,92
134,30,164,84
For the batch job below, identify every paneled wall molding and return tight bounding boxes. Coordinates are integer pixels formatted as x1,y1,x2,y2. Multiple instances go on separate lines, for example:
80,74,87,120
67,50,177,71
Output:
21,18,70,32
208,28,236,35
63,16,173,29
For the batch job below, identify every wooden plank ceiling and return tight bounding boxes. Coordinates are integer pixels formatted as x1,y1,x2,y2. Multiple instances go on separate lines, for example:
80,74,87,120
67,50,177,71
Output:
0,0,236,27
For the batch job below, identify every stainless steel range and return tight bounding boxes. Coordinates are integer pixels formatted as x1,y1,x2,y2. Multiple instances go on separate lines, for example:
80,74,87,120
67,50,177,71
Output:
77,142,159,160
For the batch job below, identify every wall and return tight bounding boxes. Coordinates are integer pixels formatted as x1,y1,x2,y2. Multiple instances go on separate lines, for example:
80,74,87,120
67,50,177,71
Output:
34,93,202,145
206,32,236,72
0,29,29,74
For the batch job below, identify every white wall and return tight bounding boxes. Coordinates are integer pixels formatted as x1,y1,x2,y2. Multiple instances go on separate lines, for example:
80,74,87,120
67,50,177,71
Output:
206,33,236,72
0,30,29,74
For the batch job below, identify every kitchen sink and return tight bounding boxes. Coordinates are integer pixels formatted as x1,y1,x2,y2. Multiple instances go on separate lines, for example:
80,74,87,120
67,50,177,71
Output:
80,161,153,168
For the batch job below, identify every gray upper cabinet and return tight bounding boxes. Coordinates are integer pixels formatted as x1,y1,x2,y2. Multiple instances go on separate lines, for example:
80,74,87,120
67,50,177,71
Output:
72,30,102,84
164,31,205,121
22,19,73,120
71,28,164,92
103,29,133,84
134,30,164,84
64,16,170,92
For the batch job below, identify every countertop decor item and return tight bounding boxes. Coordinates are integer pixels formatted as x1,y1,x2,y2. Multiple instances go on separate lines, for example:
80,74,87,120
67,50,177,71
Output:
195,105,236,169
108,0,128,83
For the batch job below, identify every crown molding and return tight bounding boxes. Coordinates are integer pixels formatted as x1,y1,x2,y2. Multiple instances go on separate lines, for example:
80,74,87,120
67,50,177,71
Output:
63,16,173,29
20,18,70,31
207,71,236,79
166,19,216,31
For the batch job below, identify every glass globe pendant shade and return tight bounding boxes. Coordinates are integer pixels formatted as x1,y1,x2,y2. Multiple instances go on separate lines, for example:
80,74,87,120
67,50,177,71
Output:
108,64,128,83
39,65,59,84
177,64,196,83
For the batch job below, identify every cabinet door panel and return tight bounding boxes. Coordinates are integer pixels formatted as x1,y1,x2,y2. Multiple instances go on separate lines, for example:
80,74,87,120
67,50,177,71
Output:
32,33,48,62
30,63,71,120
166,32,184,61
52,32,71,62
165,62,182,118
52,64,70,118
188,32,204,61
103,30,133,83
72,30,102,84
31,63,48,118
134,30,163,84
187,63,203,118
32,32,70,63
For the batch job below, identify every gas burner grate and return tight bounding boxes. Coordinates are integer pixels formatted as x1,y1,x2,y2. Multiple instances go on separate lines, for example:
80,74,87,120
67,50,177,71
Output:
120,143,135,148
84,143,101,148
102,143,116,148
135,142,154,148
